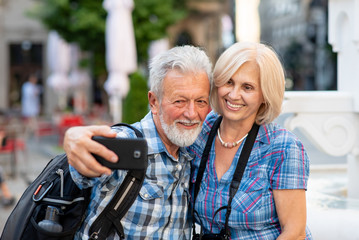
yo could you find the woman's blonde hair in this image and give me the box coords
[211,42,285,125]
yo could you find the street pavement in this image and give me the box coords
[0,135,63,233]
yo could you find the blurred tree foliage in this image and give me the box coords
[28,0,187,75]
[132,0,186,62]
[28,0,107,77]
[28,0,187,122]
[123,71,149,123]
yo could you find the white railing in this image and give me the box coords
[281,0,359,199]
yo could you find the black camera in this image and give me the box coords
[192,229,230,240]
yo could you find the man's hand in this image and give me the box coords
[64,125,118,177]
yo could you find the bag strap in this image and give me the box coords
[193,116,222,202]
[89,123,147,240]
[111,122,143,138]
[191,116,222,239]
[191,117,259,239]
[223,122,259,237]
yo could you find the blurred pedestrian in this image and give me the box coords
[21,73,41,134]
[21,74,41,118]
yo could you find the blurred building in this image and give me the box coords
[169,0,234,63]
[259,0,337,91]
[1,0,337,114]
[0,0,48,113]
[0,0,232,116]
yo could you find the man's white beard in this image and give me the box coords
[159,112,202,147]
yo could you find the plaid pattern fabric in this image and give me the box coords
[188,111,312,240]
[70,112,192,239]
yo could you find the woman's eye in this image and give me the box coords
[244,84,253,90]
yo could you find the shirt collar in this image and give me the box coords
[255,124,271,145]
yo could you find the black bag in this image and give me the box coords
[1,123,148,240]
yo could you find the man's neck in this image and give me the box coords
[165,144,180,160]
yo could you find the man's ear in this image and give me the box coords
[148,91,159,115]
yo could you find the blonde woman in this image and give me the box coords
[189,42,312,240]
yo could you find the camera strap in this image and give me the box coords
[192,116,259,238]
[89,123,147,240]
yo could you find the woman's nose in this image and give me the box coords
[228,87,241,100]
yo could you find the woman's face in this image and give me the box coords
[217,61,264,124]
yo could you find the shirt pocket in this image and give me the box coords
[124,179,166,227]
[228,177,268,230]
[231,177,265,213]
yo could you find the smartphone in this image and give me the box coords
[92,136,148,170]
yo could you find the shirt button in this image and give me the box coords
[176,164,182,170]
[144,194,149,198]
[170,219,173,223]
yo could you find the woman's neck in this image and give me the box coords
[219,119,254,142]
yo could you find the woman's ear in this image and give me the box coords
[148,91,159,115]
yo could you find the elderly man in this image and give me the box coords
[65,45,212,239]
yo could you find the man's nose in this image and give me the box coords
[183,101,196,119]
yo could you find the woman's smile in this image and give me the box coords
[225,99,245,110]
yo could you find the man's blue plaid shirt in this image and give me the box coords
[70,112,193,239]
